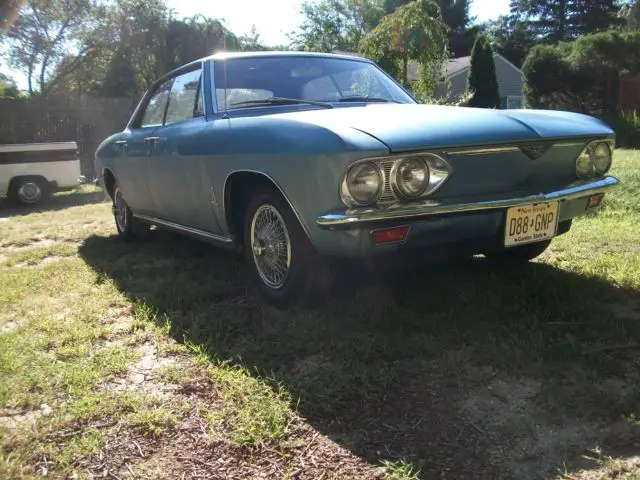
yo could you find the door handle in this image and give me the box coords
[144,136,160,145]
[114,140,127,151]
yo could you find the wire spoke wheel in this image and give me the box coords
[114,188,128,232]
[250,204,292,290]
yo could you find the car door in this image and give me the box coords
[121,78,173,215]
[146,66,217,231]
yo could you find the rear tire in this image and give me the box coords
[9,177,48,206]
[485,240,552,263]
[112,185,150,242]
[243,187,327,306]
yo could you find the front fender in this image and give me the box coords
[204,117,389,253]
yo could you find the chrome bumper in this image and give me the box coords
[316,176,620,229]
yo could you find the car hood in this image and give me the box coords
[270,104,614,152]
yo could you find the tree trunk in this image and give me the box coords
[402,56,408,86]
[27,63,33,96]
[558,0,566,41]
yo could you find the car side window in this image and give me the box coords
[195,74,205,117]
[140,79,173,128]
[165,69,203,125]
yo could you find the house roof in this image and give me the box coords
[331,51,522,83]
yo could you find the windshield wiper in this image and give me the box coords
[230,97,334,109]
[338,96,400,103]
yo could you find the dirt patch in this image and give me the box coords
[105,342,186,401]
[1,319,23,333]
[81,415,386,480]
[461,375,640,480]
[568,455,640,480]
[292,353,332,376]
[1,238,57,251]
[0,404,52,430]
[12,256,65,269]
[315,362,503,479]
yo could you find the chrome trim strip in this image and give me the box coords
[316,175,620,229]
[443,146,522,156]
[133,213,233,244]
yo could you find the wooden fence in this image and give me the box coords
[0,95,135,177]
[619,75,640,114]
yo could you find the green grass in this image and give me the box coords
[1,151,639,479]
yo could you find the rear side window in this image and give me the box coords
[165,69,203,125]
[140,79,173,128]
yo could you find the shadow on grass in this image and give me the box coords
[78,229,640,479]
[0,189,107,218]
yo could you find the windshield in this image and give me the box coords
[213,56,416,110]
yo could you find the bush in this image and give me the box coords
[523,31,640,116]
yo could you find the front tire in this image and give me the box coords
[9,177,48,205]
[485,240,552,263]
[112,186,150,242]
[243,188,325,306]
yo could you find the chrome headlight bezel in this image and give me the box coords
[340,161,383,207]
[340,153,452,207]
[593,142,612,174]
[393,157,430,198]
[575,139,614,179]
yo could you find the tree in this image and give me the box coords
[240,25,267,51]
[0,72,21,98]
[383,0,477,56]
[467,34,500,108]
[360,0,448,98]
[510,0,623,43]
[620,0,640,30]
[100,45,137,98]
[2,0,109,96]
[289,0,384,52]
[439,0,478,56]
[483,14,535,67]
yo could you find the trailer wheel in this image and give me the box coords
[8,176,49,206]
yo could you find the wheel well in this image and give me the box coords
[224,172,283,245]
[103,169,116,200]
[8,175,49,192]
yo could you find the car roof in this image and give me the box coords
[176,50,373,72]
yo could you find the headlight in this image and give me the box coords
[342,161,382,206]
[593,142,612,174]
[395,157,429,197]
[576,148,594,179]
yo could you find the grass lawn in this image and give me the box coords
[1,151,639,479]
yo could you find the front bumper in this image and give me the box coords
[316,176,619,229]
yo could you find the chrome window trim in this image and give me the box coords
[209,59,219,114]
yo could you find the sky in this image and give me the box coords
[170,0,512,46]
[3,0,511,90]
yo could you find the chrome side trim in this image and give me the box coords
[443,146,522,156]
[133,213,234,245]
[316,175,620,229]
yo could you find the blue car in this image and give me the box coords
[95,51,619,304]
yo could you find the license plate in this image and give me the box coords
[504,202,559,247]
